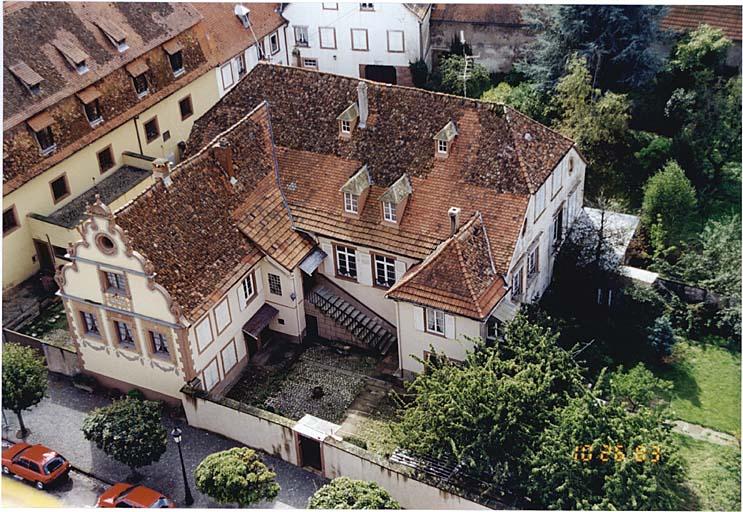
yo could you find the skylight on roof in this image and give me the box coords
[8,61,43,95]
[53,37,89,75]
[95,19,129,53]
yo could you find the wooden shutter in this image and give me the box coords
[444,314,455,339]
[413,306,424,331]
[357,252,372,285]
[321,242,334,275]
[394,259,407,282]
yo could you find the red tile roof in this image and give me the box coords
[192,3,286,66]
[387,213,508,320]
[662,5,742,41]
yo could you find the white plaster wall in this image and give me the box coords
[260,259,307,338]
[396,301,482,375]
[283,2,425,77]
[216,28,289,97]
[316,236,417,325]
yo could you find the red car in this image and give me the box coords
[97,483,175,508]
[1,443,70,490]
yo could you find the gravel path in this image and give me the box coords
[672,420,740,447]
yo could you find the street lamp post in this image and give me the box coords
[171,427,194,506]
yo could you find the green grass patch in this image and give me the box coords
[19,301,67,338]
[350,393,401,457]
[675,434,741,511]
[658,341,741,436]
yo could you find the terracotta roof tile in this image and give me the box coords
[387,213,507,319]
[662,5,742,41]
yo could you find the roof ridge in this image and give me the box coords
[453,237,483,317]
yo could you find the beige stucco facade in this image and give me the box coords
[3,71,219,290]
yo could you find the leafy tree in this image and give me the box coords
[517,5,668,92]
[308,477,400,509]
[395,315,582,492]
[81,398,167,477]
[641,160,697,247]
[609,364,672,412]
[409,59,428,88]
[528,373,687,510]
[647,316,676,361]
[437,54,492,98]
[195,447,279,507]
[2,344,47,438]
[633,132,673,188]
[481,81,551,123]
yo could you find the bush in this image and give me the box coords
[308,477,400,509]
[126,388,145,400]
[438,54,492,98]
[648,316,676,361]
[195,448,279,507]
[642,160,697,247]
[409,59,428,88]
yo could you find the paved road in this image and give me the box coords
[2,373,327,508]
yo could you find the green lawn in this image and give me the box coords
[676,434,741,511]
[657,341,741,436]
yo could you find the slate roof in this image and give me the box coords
[2,1,202,127]
[114,103,278,322]
[192,2,286,66]
[430,3,525,25]
[387,213,507,320]
[662,5,742,41]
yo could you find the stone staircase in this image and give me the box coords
[307,286,396,356]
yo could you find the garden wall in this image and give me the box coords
[2,328,79,376]
[180,386,494,509]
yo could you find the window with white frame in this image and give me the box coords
[335,245,357,278]
[203,358,220,391]
[215,299,231,333]
[195,316,213,352]
[302,58,318,69]
[220,62,234,89]
[387,30,404,53]
[426,308,445,335]
[486,316,500,341]
[341,119,351,134]
[239,274,255,310]
[80,311,100,336]
[322,2,338,9]
[150,331,169,355]
[511,267,523,298]
[374,255,396,287]
[437,139,448,154]
[268,273,282,295]
[114,320,135,349]
[382,201,397,222]
[105,271,127,295]
[551,207,564,249]
[552,166,563,195]
[351,28,368,51]
[294,26,309,47]
[222,340,238,374]
[236,53,246,77]
[344,192,358,213]
[527,246,539,276]
[319,27,336,49]
[360,3,374,10]
[534,184,546,220]
[269,32,280,54]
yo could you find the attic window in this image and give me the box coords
[27,112,56,156]
[341,120,351,134]
[95,19,128,52]
[53,37,89,75]
[77,86,103,127]
[163,39,185,77]
[126,60,150,98]
[8,62,43,95]
[336,103,359,138]
[383,202,397,223]
[340,165,370,214]
[379,174,412,224]
[234,4,250,28]
[344,192,359,213]
[434,121,458,158]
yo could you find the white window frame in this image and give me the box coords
[486,316,500,341]
[351,28,369,51]
[220,62,234,90]
[268,273,282,296]
[319,27,337,49]
[511,267,523,299]
[195,316,213,352]
[527,246,539,276]
[387,30,404,53]
[236,53,247,77]
[341,119,351,134]
[239,274,255,310]
[322,3,338,10]
[81,311,99,336]
[215,298,231,333]
[437,139,448,154]
[221,340,238,374]
[383,201,397,223]
[269,31,280,55]
[294,26,309,47]
[203,358,220,391]
[335,245,357,279]
[344,192,358,213]
[374,254,396,288]
[552,166,563,196]
[150,331,169,355]
[425,308,445,335]
[534,184,546,220]
[302,58,318,69]
[360,3,375,11]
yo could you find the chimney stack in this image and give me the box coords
[448,207,461,236]
[152,158,173,187]
[357,82,368,129]
[213,138,235,182]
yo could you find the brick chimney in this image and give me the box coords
[448,206,461,236]
[152,158,173,188]
[213,138,235,182]
[357,82,368,129]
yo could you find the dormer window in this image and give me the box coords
[53,36,89,75]
[434,121,458,159]
[8,61,43,95]
[344,192,359,213]
[126,60,150,99]
[164,39,185,77]
[77,86,103,127]
[96,19,128,52]
[234,4,251,28]
[27,112,56,156]
[383,201,397,223]
[340,165,370,216]
[337,103,359,139]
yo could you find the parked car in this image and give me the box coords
[97,483,175,508]
[1,443,70,490]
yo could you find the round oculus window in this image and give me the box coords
[96,234,116,254]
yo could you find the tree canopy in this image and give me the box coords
[395,315,582,491]
[81,398,167,475]
[2,343,47,437]
[641,160,697,247]
[437,54,492,98]
[194,447,279,507]
[308,477,400,509]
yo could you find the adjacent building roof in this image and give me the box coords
[2,1,202,128]
[192,2,286,66]
[430,3,525,26]
[662,5,742,41]
[387,213,507,320]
